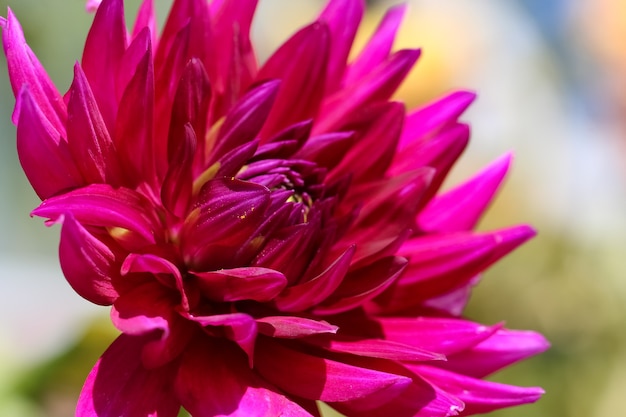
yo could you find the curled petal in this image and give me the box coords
[191,267,287,302]
[111,282,195,368]
[122,253,188,309]
[184,312,258,366]
[111,282,170,335]
[58,213,119,305]
[32,184,160,245]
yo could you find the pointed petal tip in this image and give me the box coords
[508,329,551,354]
[452,89,478,105]
[496,224,537,245]
[85,0,103,13]
[400,47,422,62]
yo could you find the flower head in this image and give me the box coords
[2,0,548,415]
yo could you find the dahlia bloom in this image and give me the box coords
[2,0,548,415]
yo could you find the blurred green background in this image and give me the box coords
[1,1,625,416]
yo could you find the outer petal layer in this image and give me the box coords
[176,338,314,417]
[77,334,180,417]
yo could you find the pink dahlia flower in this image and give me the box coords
[2,0,548,415]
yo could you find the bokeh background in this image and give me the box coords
[1,0,625,416]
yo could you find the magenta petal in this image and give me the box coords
[373,317,500,355]
[116,26,151,104]
[251,222,320,284]
[329,102,405,184]
[256,316,338,338]
[389,123,470,200]
[331,373,464,417]
[121,253,188,309]
[442,329,550,378]
[345,4,407,86]
[111,282,174,336]
[111,281,194,368]
[380,225,536,310]
[294,131,355,169]
[81,0,128,132]
[176,338,313,417]
[209,80,280,163]
[191,267,287,302]
[153,24,192,173]
[257,22,330,139]
[414,365,545,415]
[273,245,355,312]
[209,0,258,104]
[185,312,258,365]
[318,0,364,94]
[419,153,513,233]
[115,40,156,186]
[304,336,445,362]
[314,256,408,315]
[77,334,179,417]
[182,178,270,270]
[399,90,476,149]
[381,231,499,305]
[162,123,196,217]
[32,184,159,245]
[315,48,420,134]
[342,169,433,265]
[168,58,210,172]
[58,213,119,305]
[15,86,83,199]
[255,338,412,402]
[67,63,122,185]
[131,0,158,48]
[2,9,66,133]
